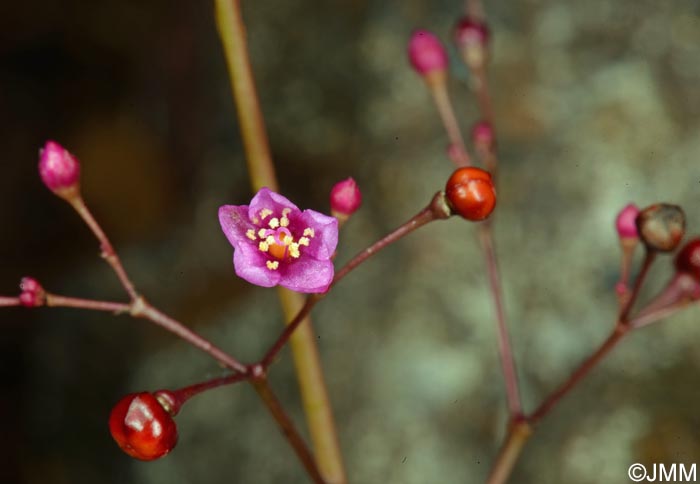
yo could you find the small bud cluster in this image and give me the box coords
[19,277,45,307]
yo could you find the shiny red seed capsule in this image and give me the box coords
[109,392,178,461]
[445,167,496,221]
[675,238,700,281]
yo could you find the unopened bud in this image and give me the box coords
[471,121,495,151]
[38,140,81,200]
[636,203,685,252]
[19,277,45,307]
[454,17,490,70]
[615,204,640,240]
[408,30,449,80]
[330,178,362,219]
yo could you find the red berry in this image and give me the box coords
[445,167,496,221]
[109,392,178,461]
[675,238,700,281]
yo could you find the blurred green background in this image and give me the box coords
[1,1,700,483]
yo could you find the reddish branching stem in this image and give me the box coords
[261,192,452,368]
[0,297,21,307]
[69,196,139,301]
[478,224,522,417]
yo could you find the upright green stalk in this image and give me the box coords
[214,1,347,482]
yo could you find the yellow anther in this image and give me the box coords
[289,243,300,258]
[265,235,276,245]
[266,260,279,270]
[258,228,267,238]
[299,237,310,246]
[303,228,315,238]
[269,218,280,229]
[258,241,269,252]
[259,209,273,220]
[246,229,257,241]
[280,216,289,227]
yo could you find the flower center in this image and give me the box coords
[245,208,315,271]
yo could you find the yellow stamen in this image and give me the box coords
[259,209,273,220]
[280,216,289,227]
[303,228,315,238]
[289,243,300,258]
[269,217,280,229]
[299,237,310,246]
[258,241,269,252]
[282,208,292,216]
[246,229,257,241]
[265,235,276,245]
[258,228,267,238]
[266,260,279,270]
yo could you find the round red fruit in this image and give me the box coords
[675,238,700,281]
[445,167,496,221]
[109,392,178,461]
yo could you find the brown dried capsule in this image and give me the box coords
[635,203,685,252]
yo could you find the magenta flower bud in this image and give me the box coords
[454,17,490,69]
[19,277,45,307]
[471,121,495,150]
[330,178,362,218]
[615,203,640,239]
[454,17,490,49]
[38,140,81,199]
[408,30,449,77]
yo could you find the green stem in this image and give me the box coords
[214,2,346,481]
[486,420,532,484]
[214,0,277,191]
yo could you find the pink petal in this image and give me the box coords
[233,248,281,288]
[279,258,334,293]
[248,187,299,220]
[218,205,254,248]
[298,209,338,260]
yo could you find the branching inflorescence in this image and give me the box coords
[4,1,700,483]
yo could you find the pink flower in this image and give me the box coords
[218,188,338,293]
[330,178,362,217]
[408,30,448,76]
[38,140,81,198]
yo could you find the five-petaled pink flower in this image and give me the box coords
[218,188,338,293]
